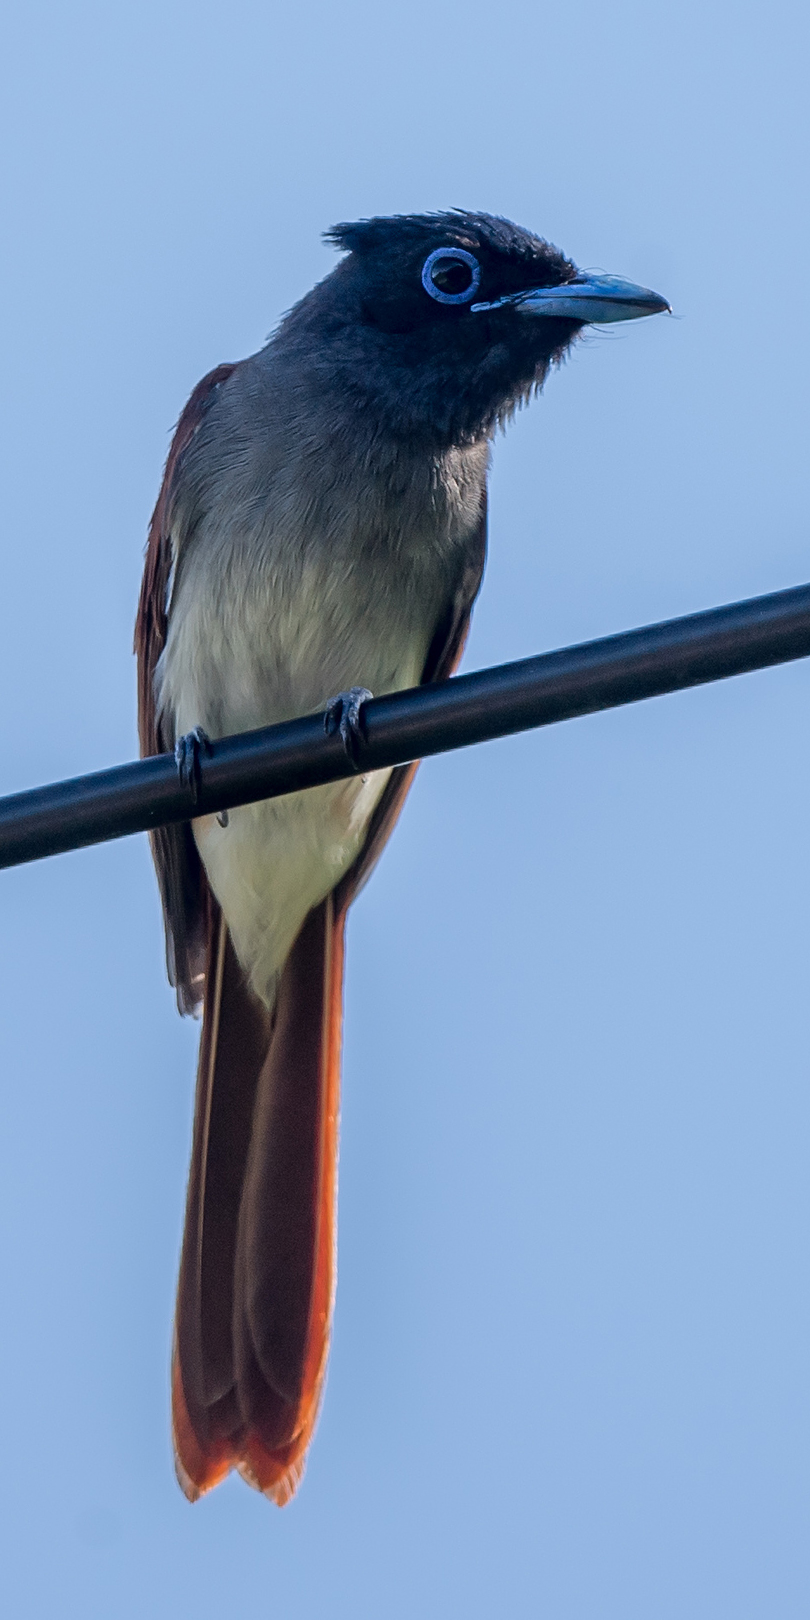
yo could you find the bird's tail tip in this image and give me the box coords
[171,1353,311,1508]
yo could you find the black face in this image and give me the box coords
[327,210,578,335]
[280,212,586,448]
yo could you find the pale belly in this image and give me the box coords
[163,574,432,1008]
[192,768,388,1005]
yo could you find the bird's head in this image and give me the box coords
[278,211,669,448]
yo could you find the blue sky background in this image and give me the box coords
[0,0,808,1614]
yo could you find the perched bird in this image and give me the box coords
[135,211,668,1505]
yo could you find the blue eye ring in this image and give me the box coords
[421,247,481,306]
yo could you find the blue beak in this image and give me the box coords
[471,272,670,324]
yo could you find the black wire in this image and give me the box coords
[1,580,809,871]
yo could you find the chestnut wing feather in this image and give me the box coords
[134,363,238,1013]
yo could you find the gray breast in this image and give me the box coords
[157,346,489,742]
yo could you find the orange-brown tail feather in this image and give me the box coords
[172,892,347,1505]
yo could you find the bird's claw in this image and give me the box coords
[324,687,373,770]
[174,726,212,807]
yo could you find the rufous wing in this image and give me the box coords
[135,363,239,1013]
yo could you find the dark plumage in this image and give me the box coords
[135,210,667,1504]
[283,211,582,443]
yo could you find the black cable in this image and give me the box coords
[1,580,808,871]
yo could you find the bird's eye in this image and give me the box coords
[421,247,481,306]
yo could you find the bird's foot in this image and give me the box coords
[324,687,373,770]
[174,726,212,807]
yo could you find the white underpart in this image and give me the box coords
[194,775,389,1008]
[161,555,431,1008]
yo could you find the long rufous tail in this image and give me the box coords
[172,891,346,1504]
